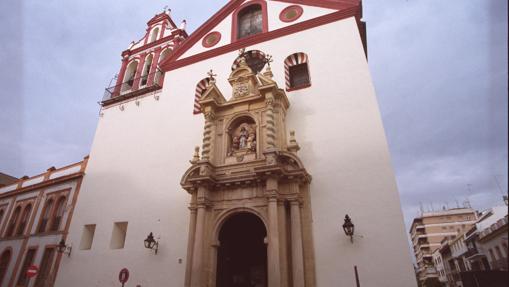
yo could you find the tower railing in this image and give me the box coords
[101,69,163,106]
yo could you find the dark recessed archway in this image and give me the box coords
[216,212,267,287]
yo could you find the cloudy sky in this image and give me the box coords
[0,0,507,230]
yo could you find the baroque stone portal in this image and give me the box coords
[181,51,315,287]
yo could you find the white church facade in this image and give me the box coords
[55,1,417,286]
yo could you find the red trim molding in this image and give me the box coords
[231,0,269,42]
[162,6,360,72]
[202,31,222,48]
[279,5,304,23]
[272,0,359,10]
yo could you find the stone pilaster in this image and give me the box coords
[290,198,305,287]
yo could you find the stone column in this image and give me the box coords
[190,187,208,287]
[201,111,215,161]
[265,94,276,150]
[290,199,305,287]
[184,203,197,287]
[278,200,289,287]
[267,197,281,287]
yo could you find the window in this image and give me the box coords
[284,52,311,90]
[0,250,11,286]
[79,224,96,250]
[50,197,66,232]
[495,246,503,259]
[34,247,55,287]
[289,64,310,88]
[237,5,263,39]
[489,249,496,262]
[38,199,54,233]
[17,248,36,286]
[110,222,128,249]
[16,204,32,236]
[5,206,21,237]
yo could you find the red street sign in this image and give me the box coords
[26,265,38,278]
[119,268,129,284]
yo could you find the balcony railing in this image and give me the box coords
[101,69,163,105]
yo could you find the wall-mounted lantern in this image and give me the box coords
[57,239,72,257]
[144,232,159,254]
[342,214,355,243]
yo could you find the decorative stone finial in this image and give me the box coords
[179,20,187,30]
[288,130,300,153]
[264,54,273,67]
[237,48,248,68]
[191,146,200,163]
[207,69,217,85]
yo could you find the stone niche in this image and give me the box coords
[226,116,257,164]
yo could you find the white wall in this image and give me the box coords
[57,13,415,287]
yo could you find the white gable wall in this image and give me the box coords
[180,1,336,59]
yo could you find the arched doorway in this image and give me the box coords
[216,212,267,287]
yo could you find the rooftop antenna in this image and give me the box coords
[455,199,460,208]
[419,202,424,215]
[494,175,506,195]
[465,183,473,207]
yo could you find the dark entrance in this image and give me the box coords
[216,212,267,287]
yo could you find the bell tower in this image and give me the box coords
[181,51,315,287]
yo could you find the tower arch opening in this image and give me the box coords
[216,212,267,287]
[122,61,138,91]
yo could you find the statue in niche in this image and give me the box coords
[239,127,248,149]
[229,122,256,155]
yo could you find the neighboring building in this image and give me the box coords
[433,206,508,287]
[476,207,508,271]
[410,208,477,286]
[447,233,470,287]
[0,158,88,287]
[56,1,417,287]
[0,173,17,188]
[433,247,447,285]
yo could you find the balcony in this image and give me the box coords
[101,69,163,106]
